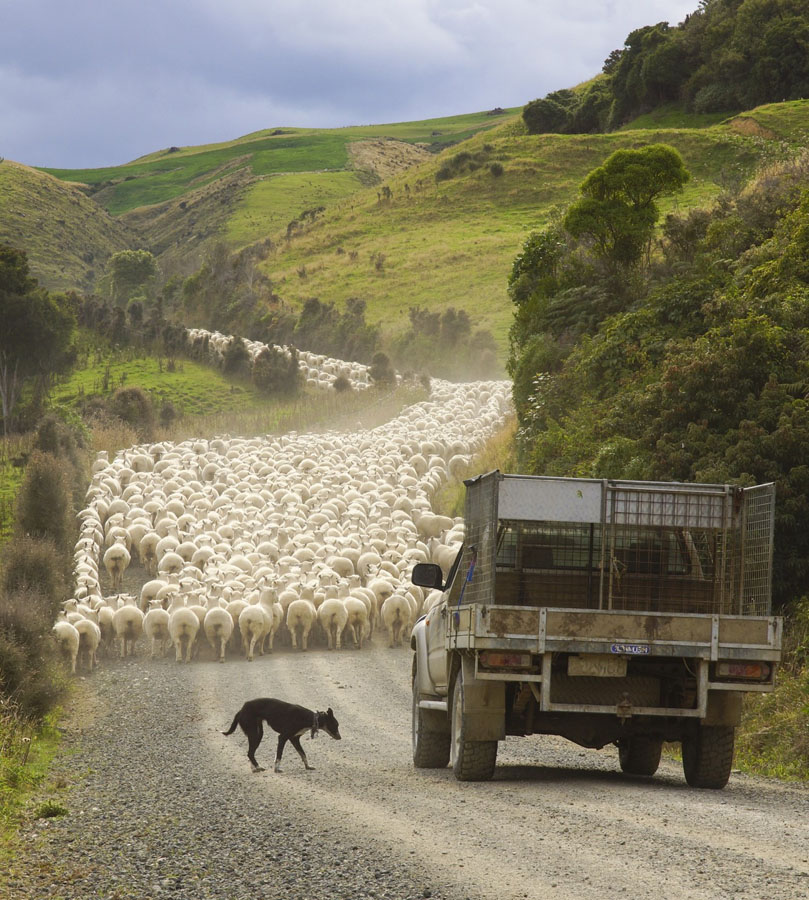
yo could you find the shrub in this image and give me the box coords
[251,346,300,395]
[159,399,179,429]
[14,451,75,560]
[368,352,396,385]
[490,162,504,177]
[107,386,155,439]
[222,336,252,378]
[0,588,66,718]
[1,537,66,616]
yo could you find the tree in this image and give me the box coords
[107,249,158,306]
[563,144,690,269]
[0,245,76,436]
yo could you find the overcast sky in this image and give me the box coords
[1,0,698,170]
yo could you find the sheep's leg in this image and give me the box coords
[175,636,184,663]
[247,633,258,662]
[184,635,194,663]
[289,735,314,771]
[218,635,226,663]
[301,626,309,651]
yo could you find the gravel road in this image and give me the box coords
[5,638,809,900]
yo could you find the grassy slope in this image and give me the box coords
[20,109,517,288]
[0,161,135,291]
[41,110,520,215]
[258,117,777,352]
[8,100,809,353]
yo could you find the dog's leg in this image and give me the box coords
[247,722,265,772]
[274,734,289,772]
[289,735,315,771]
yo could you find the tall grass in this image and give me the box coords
[0,701,63,855]
[432,417,517,518]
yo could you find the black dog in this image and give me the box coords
[223,697,341,772]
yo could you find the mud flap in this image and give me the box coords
[456,655,505,741]
[703,690,743,727]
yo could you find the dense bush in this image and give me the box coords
[106,386,155,439]
[522,1,809,134]
[368,352,396,386]
[251,346,300,395]
[391,306,500,380]
[0,588,65,718]
[508,149,809,610]
[1,536,67,616]
[14,451,76,561]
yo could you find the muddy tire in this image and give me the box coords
[412,659,450,769]
[450,671,497,781]
[682,726,735,789]
[618,735,663,776]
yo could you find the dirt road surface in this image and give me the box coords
[6,639,809,900]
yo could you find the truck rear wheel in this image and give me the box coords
[450,672,497,781]
[618,735,663,776]
[412,660,450,768]
[682,725,735,789]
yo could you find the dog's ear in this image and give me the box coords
[327,707,333,716]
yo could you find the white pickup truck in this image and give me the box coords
[410,472,782,787]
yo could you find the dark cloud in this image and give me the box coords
[1,0,698,168]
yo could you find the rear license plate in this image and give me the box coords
[568,655,628,677]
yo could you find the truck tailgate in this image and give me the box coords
[449,604,782,661]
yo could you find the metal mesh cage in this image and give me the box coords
[739,483,775,616]
[462,471,500,607]
[479,475,774,618]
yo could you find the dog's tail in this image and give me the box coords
[222,711,240,736]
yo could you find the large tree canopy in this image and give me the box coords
[564,144,689,268]
[0,244,75,435]
[108,248,158,305]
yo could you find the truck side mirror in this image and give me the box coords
[411,562,444,590]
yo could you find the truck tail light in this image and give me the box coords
[479,651,532,669]
[715,661,772,682]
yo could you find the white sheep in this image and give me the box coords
[317,597,348,650]
[143,602,171,658]
[380,593,412,648]
[53,620,80,674]
[203,601,234,663]
[286,598,317,650]
[111,597,144,657]
[74,617,102,671]
[168,596,199,663]
[238,603,266,662]
[344,596,370,649]
[103,543,131,591]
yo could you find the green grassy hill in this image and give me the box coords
[5,100,809,355]
[256,102,809,350]
[0,160,136,291]
[5,108,516,290]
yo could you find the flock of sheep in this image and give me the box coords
[53,330,512,673]
[187,328,375,391]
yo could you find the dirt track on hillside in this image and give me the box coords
[6,638,809,900]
